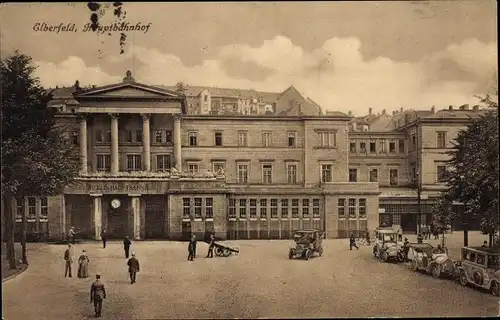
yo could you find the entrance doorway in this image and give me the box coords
[145,196,166,239]
[181,221,191,241]
[107,207,129,239]
[401,213,417,234]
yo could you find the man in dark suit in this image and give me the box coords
[349,232,359,250]
[90,273,106,317]
[64,244,73,277]
[188,235,197,261]
[127,253,140,284]
[206,234,215,258]
[123,236,132,258]
[100,229,107,249]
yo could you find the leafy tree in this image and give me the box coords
[1,51,80,267]
[175,82,187,95]
[433,95,499,246]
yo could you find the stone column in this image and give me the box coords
[141,114,151,171]
[173,115,182,171]
[79,115,88,174]
[91,194,103,240]
[131,195,141,240]
[110,113,119,174]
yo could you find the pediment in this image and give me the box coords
[76,83,183,99]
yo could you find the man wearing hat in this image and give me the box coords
[127,253,140,284]
[90,273,106,317]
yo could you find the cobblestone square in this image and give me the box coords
[2,232,498,319]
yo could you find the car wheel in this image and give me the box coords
[318,247,323,257]
[305,249,311,260]
[396,252,405,263]
[490,281,500,297]
[431,264,441,279]
[289,249,294,260]
[380,252,388,262]
[410,260,418,272]
[459,270,468,286]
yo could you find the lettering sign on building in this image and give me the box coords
[65,181,169,194]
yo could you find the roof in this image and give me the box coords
[274,86,325,116]
[464,246,500,255]
[161,85,279,103]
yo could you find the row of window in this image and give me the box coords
[188,131,300,148]
[338,198,367,219]
[96,154,173,172]
[71,129,174,145]
[15,197,48,220]
[411,132,448,150]
[228,198,321,219]
[183,197,214,219]
[347,168,399,185]
[350,139,405,154]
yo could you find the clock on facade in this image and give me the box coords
[111,198,121,209]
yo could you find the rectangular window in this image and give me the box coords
[302,199,310,218]
[360,141,366,153]
[71,131,79,145]
[125,130,133,143]
[287,164,298,184]
[237,164,249,183]
[249,199,257,218]
[389,169,399,186]
[260,199,267,219]
[270,199,278,218]
[155,130,162,143]
[437,132,447,148]
[379,140,386,153]
[369,168,378,182]
[15,198,24,219]
[40,197,48,219]
[369,140,376,153]
[262,132,271,147]
[238,131,248,147]
[359,198,366,218]
[437,165,447,182]
[228,199,236,218]
[389,140,396,153]
[165,130,172,143]
[204,95,208,102]
[349,141,356,153]
[135,130,143,143]
[239,199,247,219]
[281,199,289,218]
[188,163,200,174]
[348,198,356,218]
[319,132,336,148]
[189,132,197,146]
[96,154,111,172]
[95,129,103,143]
[105,130,111,143]
[338,198,345,218]
[212,162,225,174]
[126,155,142,171]
[349,168,357,182]
[205,198,214,219]
[156,155,171,172]
[194,198,202,219]
[291,199,299,218]
[214,132,223,146]
[321,164,333,183]
[182,198,191,219]
[288,132,297,147]
[398,139,405,154]
[312,199,320,218]
[262,164,273,184]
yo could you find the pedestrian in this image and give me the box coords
[422,225,428,240]
[127,252,140,284]
[77,250,90,278]
[206,234,215,258]
[403,237,410,261]
[349,232,358,250]
[417,233,423,244]
[123,236,132,258]
[90,273,106,317]
[68,227,76,244]
[100,229,107,249]
[364,228,371,245]
[64,244,73,278]
[433,227,439,240]
[188,235,197,261]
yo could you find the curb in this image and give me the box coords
[2,264,28,283]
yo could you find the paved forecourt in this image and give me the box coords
[2,234,498,319]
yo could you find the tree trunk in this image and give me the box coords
[21,200,28,265]
[4,195,17,269]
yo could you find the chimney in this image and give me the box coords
[369,107,372,115]
[472,105,479,111]
[348,111,353,117]
[73,80,81,93]
[449,105,453,110]
[431,106,435,113]
[382,109,386,115]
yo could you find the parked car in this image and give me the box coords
[372,228,405,262]
[456,246,500,296]
[289,229,324,260]
[407,243,457,278]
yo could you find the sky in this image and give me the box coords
[0,1,497,116]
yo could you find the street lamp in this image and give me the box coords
[416,171,422,236]
[408,109,422,236]
[459,173,469,246]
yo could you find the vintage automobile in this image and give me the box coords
[456,246,500,296]
[407,243,457,278]
[372,228,405,262]
[289,229,324,260]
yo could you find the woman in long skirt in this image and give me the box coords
[77,250,90,278]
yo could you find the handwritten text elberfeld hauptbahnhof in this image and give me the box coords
[32,22,152,34]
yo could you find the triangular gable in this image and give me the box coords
[76,82,185,99]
